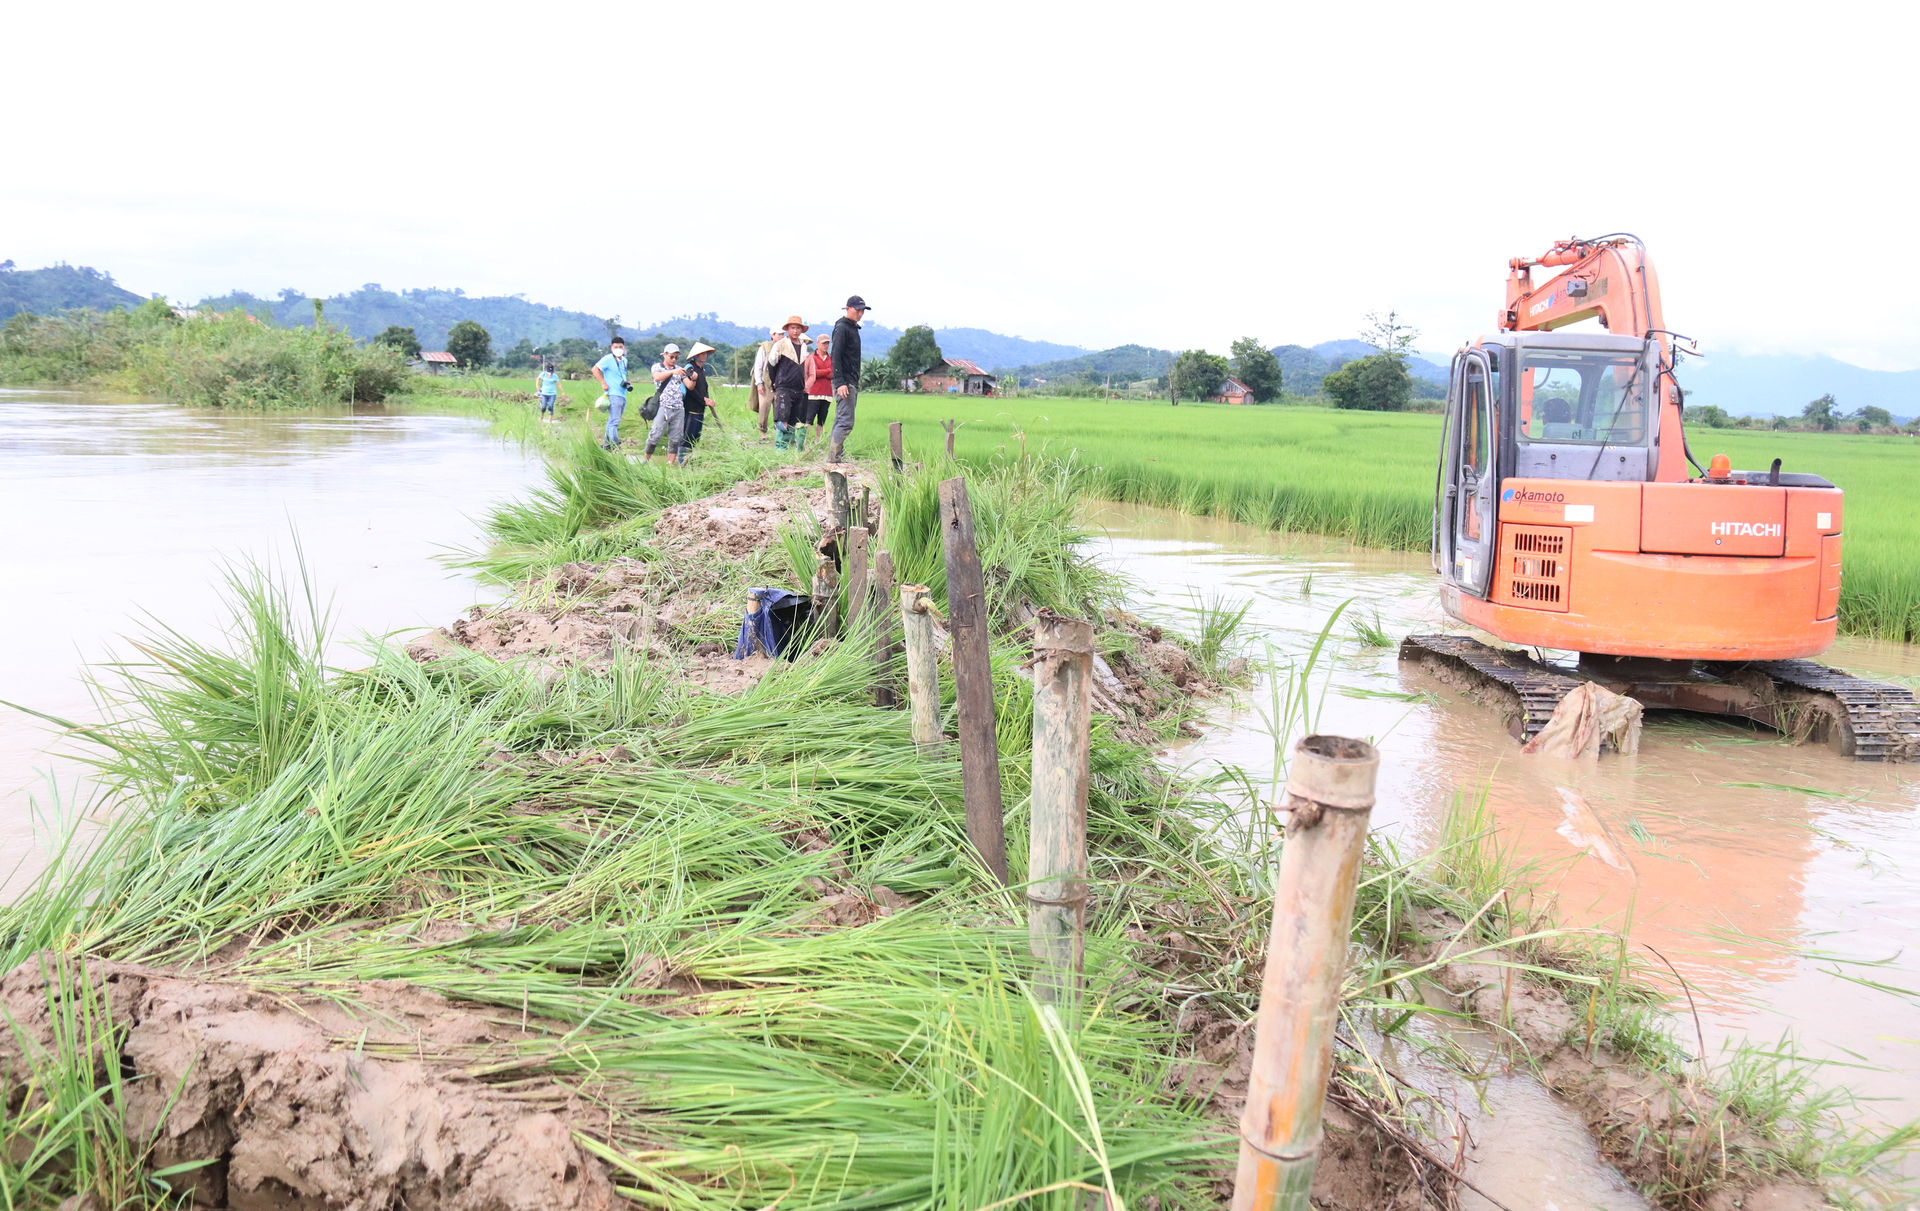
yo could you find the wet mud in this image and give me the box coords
[1,954,617,1211]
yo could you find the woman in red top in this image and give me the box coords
[803,333,835,449]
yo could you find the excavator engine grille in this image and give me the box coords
[1495,524,1571,612]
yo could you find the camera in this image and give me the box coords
[620,380,632,391]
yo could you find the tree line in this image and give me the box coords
[1685,393,1918,434]
[1162,311,1424,410]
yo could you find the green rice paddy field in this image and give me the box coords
[452,379,1920,642]
[842,394,1920,644]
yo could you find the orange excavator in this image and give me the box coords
[1401,234,1919,759]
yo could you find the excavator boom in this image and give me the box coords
[1499,235,1687,481]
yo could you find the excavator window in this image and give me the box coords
[1462,373,1490,477]
[1516,349,1648,445]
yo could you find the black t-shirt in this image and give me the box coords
[682,363,710,412]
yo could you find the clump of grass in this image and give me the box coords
[1179,592,1254,676]
[1348,608,1393,648]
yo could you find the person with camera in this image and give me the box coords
[767,316,812,453]
[592,337,631,449]
[643,344,692,466]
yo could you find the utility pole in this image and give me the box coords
[1168,352,1177,406]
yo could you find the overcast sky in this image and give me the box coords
[7,2,1915,369]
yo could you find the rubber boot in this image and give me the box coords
[774,422,790,451]
[828,442,843,464]
[794,426,807,453]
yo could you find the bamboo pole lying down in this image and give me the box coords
[1232,734,1379,1211]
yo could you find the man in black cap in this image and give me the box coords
[828,296,869,464]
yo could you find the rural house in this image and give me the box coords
[418,351,459,376]
[1213,376,1255,404]
[914,358,998,396]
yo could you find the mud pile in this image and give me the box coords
[0,955,617,1210]
[409,464,863,694]
[409,465,1227,737]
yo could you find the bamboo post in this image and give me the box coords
[939,477,1008,885]
[889,421,905,472]
[900,585,942,750]
[743,590,766,656]
[942,418,957,459]
[1232,735,1379,1211]
[1028,613,1093,1005]
[857,486,871,533]
[872,551,898,707]
[827,470,851,532]
[845,526,871,629]
[809,552,840,641]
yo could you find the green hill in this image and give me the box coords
[0,261,146,321]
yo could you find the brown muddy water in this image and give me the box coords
[1088,501,1920,1203]
[0,390,541,897]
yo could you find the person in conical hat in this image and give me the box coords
[681,342,720,453]
[767,316,813,453]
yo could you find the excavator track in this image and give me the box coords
[1400,634,1920,760]
[1398,634,1584,743]
[1751,659,1920,761]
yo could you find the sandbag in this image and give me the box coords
[1522,682,1643,757]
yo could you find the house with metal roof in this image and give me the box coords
[1213,376,1255,404]
[418,351,459,375]
[914,358,998,396]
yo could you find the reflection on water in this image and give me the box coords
[0,390,540,893]
[1086,500,1920,1176]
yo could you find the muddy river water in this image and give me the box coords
[1088,501,1920,1203]
[2,395,1913,1201]
[0,390,541,897]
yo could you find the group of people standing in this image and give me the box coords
[554,294,869,467]
[585,339,720,465]
[754,295,869,462]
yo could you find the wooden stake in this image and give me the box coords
[1233,735,1379,1211]
[810,555,839,641]
[939,477,1007,885]
[845,526,871,629]
[743,590,766,656]
[942,418,957,459]
[900,584,942,750]
[888,421,905,472]
[1028,613,1093,1005]
[857,486,871,533]
[827,470,851,532]
[872,551,898,707]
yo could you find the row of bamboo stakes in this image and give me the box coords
[824,430,1380,1211]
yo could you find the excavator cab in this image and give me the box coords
[1437,331,1658,602]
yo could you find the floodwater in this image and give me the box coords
[0,390,541,896]
[1088,501,1920,1203]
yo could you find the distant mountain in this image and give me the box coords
[1272,341,1449,398]
[0,261,146,321]
[1307,339,1451,384]
[994,345,1175,387]
[1678,350,1920,418]
[192,285,659,353]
